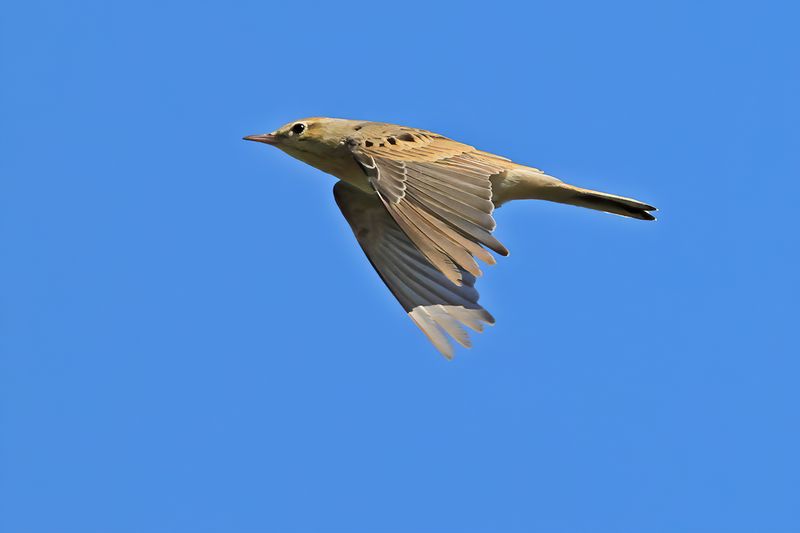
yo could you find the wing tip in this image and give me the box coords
[409,305,495,358]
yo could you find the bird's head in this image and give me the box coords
[244,117,360,161]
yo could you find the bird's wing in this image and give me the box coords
[348,127,511,286]
[334,181,494,359]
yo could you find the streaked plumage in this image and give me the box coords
[245,117,656,358]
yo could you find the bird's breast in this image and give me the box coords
[284,146,372,192]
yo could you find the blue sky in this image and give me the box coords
[1,1,798,532]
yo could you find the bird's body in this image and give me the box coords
[245,117,656,358]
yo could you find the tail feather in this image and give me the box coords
[491,168,658,220]
[569,187,657,220]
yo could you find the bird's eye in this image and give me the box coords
[291,123,306,135]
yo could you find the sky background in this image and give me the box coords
[1,1,798,532]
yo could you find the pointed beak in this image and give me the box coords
[243,133,278,145]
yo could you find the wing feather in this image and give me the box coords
[334,182,494,358]
[349,129,511,283]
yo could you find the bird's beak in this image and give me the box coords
[243,133,278,145]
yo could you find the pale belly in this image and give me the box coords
[281,146,373,192]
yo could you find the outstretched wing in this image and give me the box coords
[334,181,494,359]
[348,126,511,286]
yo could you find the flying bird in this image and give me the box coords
[244,118,656,358]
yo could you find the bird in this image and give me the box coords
[244,117,656,358]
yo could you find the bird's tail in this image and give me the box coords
[561,185,657,220]
[492,168,657,220]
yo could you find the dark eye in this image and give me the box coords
[291,123,306,135]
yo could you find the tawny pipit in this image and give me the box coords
[245,118,656,358]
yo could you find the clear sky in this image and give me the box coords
[1,1,798,532]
